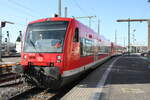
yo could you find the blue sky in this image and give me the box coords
[0,0,150,46]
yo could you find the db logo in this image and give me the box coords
[37,57,43,61]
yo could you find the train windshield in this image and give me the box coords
[24,21,68,53]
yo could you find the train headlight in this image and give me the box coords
[56,55,61,59]
[57,60,61,63]
[24,55,27,60]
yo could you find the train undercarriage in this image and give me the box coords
[13,65,62,89]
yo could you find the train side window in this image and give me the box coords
[80,38,84,56]
[73,28,79,42]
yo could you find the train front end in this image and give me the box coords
[17,18,70,88]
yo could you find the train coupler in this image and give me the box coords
[34,66,60,80]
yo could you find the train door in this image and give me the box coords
[70,28,80,68]
[72,28,79,53]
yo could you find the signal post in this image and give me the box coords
[0,21,14,61]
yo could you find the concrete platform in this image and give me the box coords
[61,55,150,100]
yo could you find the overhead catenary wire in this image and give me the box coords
[0,1,35,20]
[0,0,38,27]
[65,0,88,16]
[65,0,98,31]
[72,0,88,15]
[7,0,40,16]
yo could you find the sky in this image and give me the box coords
[0,0,150,46]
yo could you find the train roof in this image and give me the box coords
[29,17,74,24]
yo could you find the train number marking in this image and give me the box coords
[37,57,43,62]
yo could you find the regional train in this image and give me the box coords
[14,16,121,89]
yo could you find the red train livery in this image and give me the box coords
[15,17,116,89]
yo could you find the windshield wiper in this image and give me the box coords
[29,40,37,51]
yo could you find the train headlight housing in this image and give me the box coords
[56,56,61,63]
[56,55,61,59]
[57,60,61,63]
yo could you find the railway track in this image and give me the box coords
[5,78,82,100]
[0,62,21,85]
[0,77,62,100]
[10,88,57,100]
[0,82,34,100]
[8,70,95,100]
[0,73,20,83]
[0,63,98,100]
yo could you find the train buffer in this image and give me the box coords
[61,55,150,100]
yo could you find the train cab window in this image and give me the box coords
[24,21,68,53]
[73,28,79,42]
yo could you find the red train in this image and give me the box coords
[14,17,118,89]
